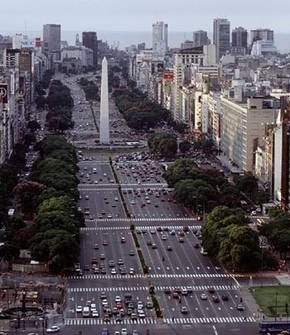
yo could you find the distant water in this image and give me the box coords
[2,30,290,53]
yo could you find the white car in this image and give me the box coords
[121,329,128,335]
[46,326,60,333]
[111,268,117,275]
[115,296,122,303]
[75,305,82,313]
[92,310,99,318]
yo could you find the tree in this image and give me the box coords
[164,158,197,187]
[148,133,177,158]
[0,244,19,262]
[13,181,46,219]
[234,173,258,198]
[179,140,191,153]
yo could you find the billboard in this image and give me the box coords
[163,71,174,80]
[0,83,8,104]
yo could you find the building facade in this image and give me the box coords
[42,24,61,68]
[192,30,209,48]
[82,31,98,67]
[152,21,168,57]
[213,18,230,62]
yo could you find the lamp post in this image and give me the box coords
[275,292,278,321]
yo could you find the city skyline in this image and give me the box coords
[1,0,290,34]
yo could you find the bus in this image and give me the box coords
[259,320,290,333]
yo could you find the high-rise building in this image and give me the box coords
[232,27,248,48]
[250,28,274,44]
[192,30,209,48]
[213,18,230,61]
[152,21,168,57]
[42,24,61,63]
[82,31,98,67]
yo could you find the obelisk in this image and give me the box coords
[99,57,110,144]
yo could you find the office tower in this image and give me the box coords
[82,31,98,67]
[152,21,168,57]
[42,24,61,62]
[213,18,230,61]
[250,28,274,44]
[232,27,248,48]
[99,57,110,144]
[192,30,209,47]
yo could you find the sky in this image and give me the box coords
[2,0,290,33]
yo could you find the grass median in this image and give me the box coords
[251,286,290,317]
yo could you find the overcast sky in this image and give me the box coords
[1,0,289,33]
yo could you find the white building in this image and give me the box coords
[61,46,93,68]
[220,96,280,172]
[152,21,168,57]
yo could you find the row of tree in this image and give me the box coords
[10,136,82,273]
[78,77,99,101]
[164,158,244,212]
[113,89,170,130]
[259,208,290,259]
[202,206,277,272]
[148,133,177,159]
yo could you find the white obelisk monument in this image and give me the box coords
[99,57,110,144]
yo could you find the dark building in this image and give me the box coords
[232,27,248,48]
[213,18,230,61]
[192,30,209,47]
[82,32,98,67]
[42,24,61,68]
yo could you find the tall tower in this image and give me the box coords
[99,57,110,144]
[82,31,98,67]
[213,18,230,62]
[152,21,168,57]
[42,24,61,67]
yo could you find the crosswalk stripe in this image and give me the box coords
[81,225,202,231]
[68,286,149,293]
[82,218,199,225]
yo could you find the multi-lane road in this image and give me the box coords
[61,74,260,335]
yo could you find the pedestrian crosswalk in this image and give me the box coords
[64,316,256,326]
[67,273,232,280]
[163,316,256,324]
[81,224,202,231]
[67,284,240,293]
[64,317,157,326]
[83,217,199,223]
[148,273,232,279]
[67,274,146,280]
[68,286,148,293]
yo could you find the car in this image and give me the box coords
[100,254,105,260]
[115,296,122,302]
[167,245,172,251]
[179,237,185,243]
[200,293,207,300]
[107,214,113,219]
[100,292,107,299]
[172,292,179,299]
[138,310,146,318]
[132,331,139,335]
[180,306,188,314]
[109,260,115,267]
[101,328,109,335]
[169,230,176,235]
[120,236,126,243]
[94,243,99,250]
[181,288,188,295]
[194,243,200,249]
[161,234,167,240]
[200,247,208,255]
[129,250,135,256]
[237,304,245,311]
[146,301,153,309]
[208,287,215,294]
[212,295,220,303]
[121,329,128,335]
[46,326,60,333]
[221,294,229,301]
[92,310,99,317]
[103,240,109,246]
[85,195,89,200]
[164,288,171,294]
[75,305,82,313]
[117,259,124,265]
[111,268,117,275]
[129,268,135,275]
[151,243,157,249]
[90,303,97,311]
